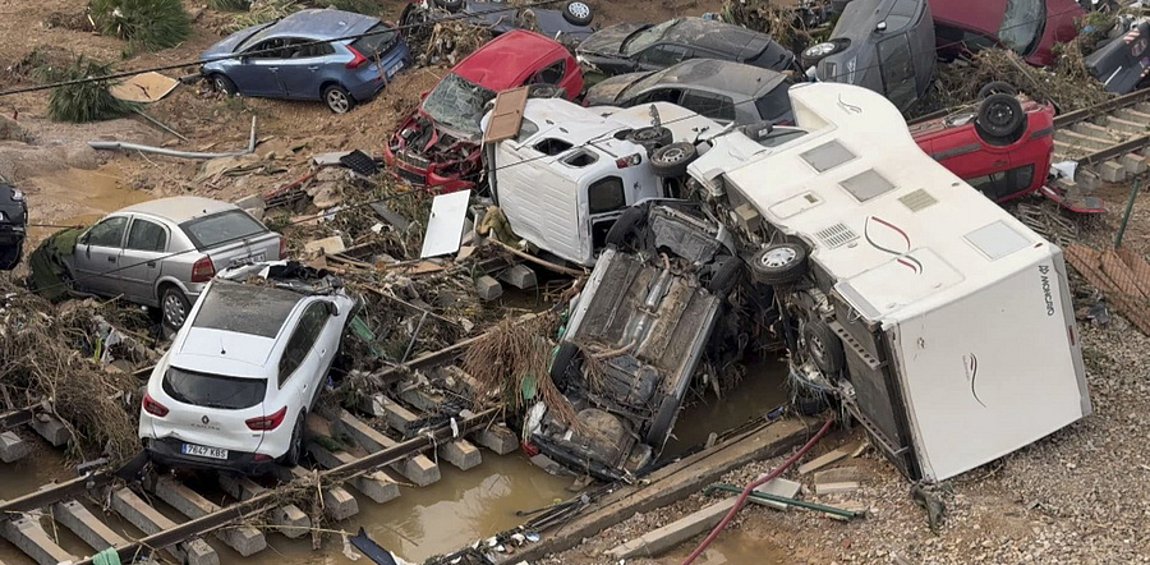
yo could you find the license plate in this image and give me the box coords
[387,60,405,79]
[229,251,265,268]
[181,443,228,460]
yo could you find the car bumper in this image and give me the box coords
[384,148,476,192]
[0,224,25,244]
[144,437,278,475]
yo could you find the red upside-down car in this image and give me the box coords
[911,85,1104,213]
[384,29,584,192]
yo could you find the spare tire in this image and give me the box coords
[749,242,808,286]
[563,0,593,26]
[626,126,673,151]
[975,93,1026,145]
[705,256,741,296]
[650,142,698,177]
[977,81,1018,100]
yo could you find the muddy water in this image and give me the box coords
[24,165,152,242]
[663,356,789,458]
[0,440,92,564]
[250,453,571,565]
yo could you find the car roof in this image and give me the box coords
[258,8,379,41]
[453,30,567,90]
[118,197,240,224]
[642,59,788,98]
[831,0,928,40]
[661,17,770,56]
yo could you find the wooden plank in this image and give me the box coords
[797,442,858,475]
[483,86,529,144]
[497,418,811,563]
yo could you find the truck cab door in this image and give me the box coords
[586,175,628,250]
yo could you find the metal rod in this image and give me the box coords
[704,484,864,519]
[1116,179,1142,248]
[88,116,258,160]
[132,109,189,142]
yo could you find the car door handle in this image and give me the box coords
[267,67,278,72]
[307,66,319,71]
[147,261,156,267]
[107,256,116,263]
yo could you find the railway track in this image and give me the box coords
[1050,87,1150,188]
[0,337,521,565]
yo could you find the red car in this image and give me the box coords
[911,91,1103,213]
[931,0,1084,67]
[384,30,584,192]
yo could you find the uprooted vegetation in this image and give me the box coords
[42,56,139,123]
[0,279,159,464]
[89,0,192,51]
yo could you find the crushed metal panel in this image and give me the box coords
[420,190,472,258]
[483,86,530,144]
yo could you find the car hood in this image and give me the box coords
[201,23,272,60]
[584,71,649,105]
[578,23,648,56]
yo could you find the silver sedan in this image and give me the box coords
[66,197,284,331]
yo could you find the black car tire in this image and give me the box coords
[323,84,355,114]
[750,243,808,286]
[803,318,845,375]
[550,342,580,383]
[434,0,464,12]
[801,38,849,66]
[210,74,237,97]
[977,81,1018,100]
[160,285,191,333]
[975,93,1025,146]
[650,142,698,177]
[605,205,646,248]
[0,241,22,271]
[400,3,429,28]
[705,256,741,296]
[527,84,562,98]
[563,0,594,26]
[626,126,673,151]
[281,413,305,467]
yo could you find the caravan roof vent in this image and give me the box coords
[815,222,859,249]
[899,188,938,212]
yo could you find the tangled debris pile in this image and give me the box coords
[408,17,491,66]
[0,279,157,463]
[718,0,831,54]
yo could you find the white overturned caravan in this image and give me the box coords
[689,83,1091,482]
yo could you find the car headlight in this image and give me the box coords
[576,54,587,66]
[10,189,23,201]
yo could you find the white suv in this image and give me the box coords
[138,261,357,474]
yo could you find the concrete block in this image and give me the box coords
[0,430,31,463]
[52,499,128,552]
[1099,160,1127,183]
[439,439,482,471]
[1121,153,1148,175]
[1071,121,1119,140]
[752,478,802,511]
[812,466,861,485]
[1105,115,1148,134]
[1055,129,1110,151]
[475,275,503,301]
[1116,108,1150,123]
[498,264,537,290]
[376,396,423,437]
[461,410,519,455]
[153,476,267,557]
[604,498,738,559]
[322,485,359,521]
[111,487,219,565]
[814,481,861,495]
[333,410,440,486]
[29,413,69,447]
[270,504,311,539]
[307,444,401,504]
[217,473,267,501]
[2,514,78,565]
[304,235,345,256]
[1077,168,1102,192]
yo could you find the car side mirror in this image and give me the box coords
[325,302,339,317]
[875,21,887,32]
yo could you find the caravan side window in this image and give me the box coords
[588,176,626,214]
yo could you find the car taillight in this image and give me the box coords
[253,454,272,462]
[346,46,369,69]
[616,153,642,169]
[278,237,287,259]
[191,256,216,283]
[246,407,287,431]
[143,394,169,417]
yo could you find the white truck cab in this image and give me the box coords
[482,99,730,266]
[691,83,1091,483]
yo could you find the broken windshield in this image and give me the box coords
[422,73,497,137]
[999,0,1044,55]
[623,19,681,56]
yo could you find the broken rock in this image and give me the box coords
[304,236,346,256]
[310,183,343,209]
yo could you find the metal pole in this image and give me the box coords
[1115,179,1142,249]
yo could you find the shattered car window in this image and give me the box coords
[623,19,681,56]
[999,0,1044,55]
[422,73,498,137]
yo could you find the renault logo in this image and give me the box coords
[201,415,210,425]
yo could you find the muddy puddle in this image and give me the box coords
[247,453,570,565]
[663,355,789,459]
[24,165,152,242]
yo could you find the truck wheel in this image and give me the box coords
[650,142,698,177]
[563,1,594,26]
[803,318,844,374]
[626,126,673,151]
[605,205,646,248]
[0,241,22,271]
[433,0,463,12]
[705,256,741,296]
[975,94,1025,146]
[977,81,1018,100]
[750,243,808,285]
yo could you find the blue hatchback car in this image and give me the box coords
[201,9,411,114]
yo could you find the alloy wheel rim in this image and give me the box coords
[163,294,186,327]
[328,91,350,113]
[568,2,590,18]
